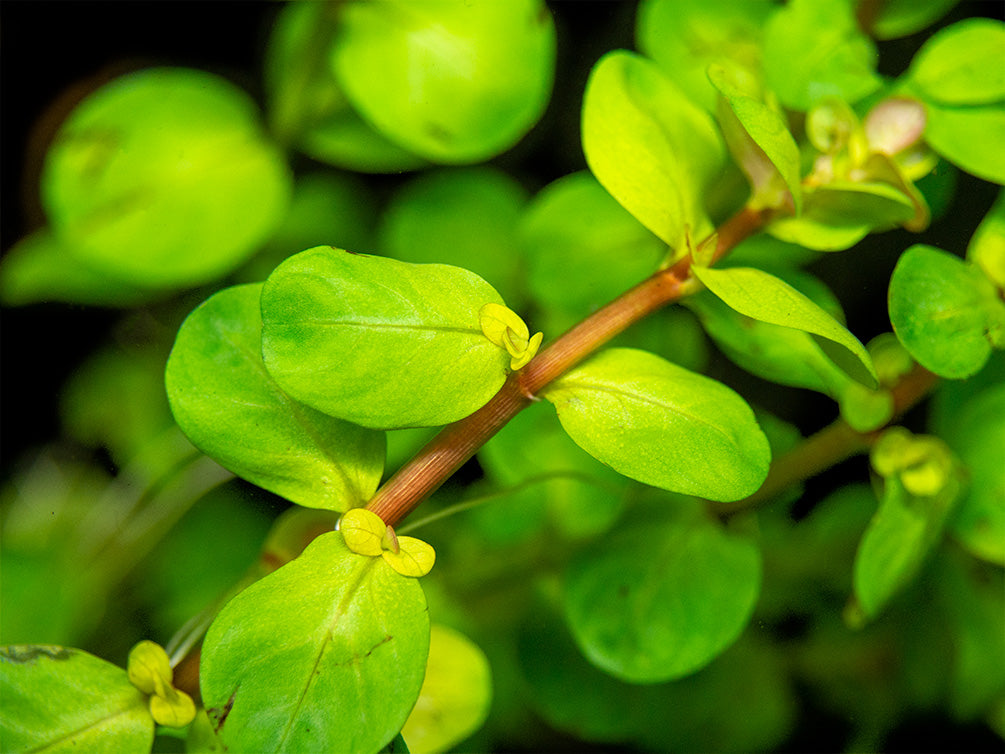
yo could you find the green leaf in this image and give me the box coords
[562,497,761,683]
[967,189,1005,289]
[543,348,770,502]
[691,265,878,387]
[922,101,1005,185]
[908,18,1005,106]
[869,0,959,40]
[201,531,429,754]
[379,167,529,307]
[166,284,385,511]
[636,0,775,113]
[41,67,291,288]
[889,245,1005,378]
[852,429,962,622]
[261,247,510,429]
[581,50,725,249]
[762,0,882,111]
[707,63,803,214]
[767,181,917,250]
[400,624,492,754]
[0,645,153,753]
[942,383,1005,566]
[330,0,555,163]
[519,171,666,334]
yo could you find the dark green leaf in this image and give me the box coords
[889,244,1005,378]
[543,348,770,501]
[41,67,291,288]
[581,50,725,249]
[562,497,761,682]
[0,646,153,753]
[167,284,385,510]
[201,531,429,754]
[330,0,555,163]
[261,247,510,429]
[908,18,1005,106]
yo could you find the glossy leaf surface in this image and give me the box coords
[41,67,290,288]
[330,0,555,163]
[582,50,725,249]
[544,348,770,502]
[0,646,153,753]
[563,497,761,683]
[201,531,429,754]
[261,247,510,428]
[889,245,1005,378]
[691,265,877,387]
[166,284,385,511]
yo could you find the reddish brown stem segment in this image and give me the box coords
[366,207,769,526]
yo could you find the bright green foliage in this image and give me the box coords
[479,303,543,371]
[200,531,429,754]
[581,50,725,250]
[401,624,493,754]
[126,640,196,728]
[889,244,1005,378]
[340,508,436,578]
[166,284,385,511]
[544,348,770,501]
[562,497,761,683]
[852,428,962,622]
[707,63,802,214]
[261,247,510,428]
[519,171,666,334]
[636,0,774,112]
[40,67,291,288]
[940,383,1005,566]
[379,168,529,306]
[329,0,555,164]
[692,264,877,387]
[869,0,960,40]
[762,0,882,112]
[968,189,1005,289]
[0,645,153,753]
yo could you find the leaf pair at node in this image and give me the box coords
[479,303,543,370]
[340,508,435,578]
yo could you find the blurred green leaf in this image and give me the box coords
[0,646,153,753]
[544,348,770,502]
[869,0,959,40]
[330,0,555,163]
[401,624,492,754]
[581,50,725,249]
[889,244,1005,378]
[201,531,429,754]
[908,18,1005,106]
[261,247,510,428]
[167,284,385,510]
[922,101,1005,185]
[763,0,882,111]
[692,264,878,387]
[967,189,1005,290]
[636,0,774,112]
[41,67,291,288]
[380,168,529,307]
[562,496,761,683]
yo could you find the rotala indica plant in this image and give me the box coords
[2,1,1004,752]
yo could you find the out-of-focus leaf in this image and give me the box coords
[869,0,959,40]
[908,18,1005,106]
[967,189,1005,290]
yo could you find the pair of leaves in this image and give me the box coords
[200,531,429,754]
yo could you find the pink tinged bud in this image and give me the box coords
[865,98,927,156]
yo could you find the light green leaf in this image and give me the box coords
[41,67,291,288]
[889,245,1005,378]
[636,0,775,112]
[261,247,510,429]
[708,63,803,214]
[922,101,1005,185]
[562,497,761,683]
[581,50,725,249]
[869,0,959,40]
[0,646,153,753]
[908,18,1005,106]
[691,265,878,387]
[401,625,492,754]
[763,0,882,111]
[379,167,529,307]
[330,0,555,163]
[967,189,1005,289]
[201,531,429,754]
[543,348,770,502]
[166,284,385,511]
